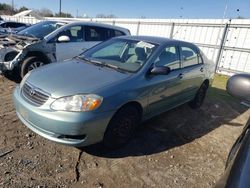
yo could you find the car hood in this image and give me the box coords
[26,59,131,98]
[0,34,39,49]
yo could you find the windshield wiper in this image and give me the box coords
[79,56,104,67]
[78,56,127,73]
[102,63,127,73]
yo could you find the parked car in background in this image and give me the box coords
[14,36,214,149]
[0,20,66,78]
[0,21,130,79]
[215,74,250,188]
[0,21,30,34]
[0,17,3,21]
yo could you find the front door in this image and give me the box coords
[147,45,184,116]
[55,25,87,61]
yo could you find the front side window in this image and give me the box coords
[181,46,199,68]
[81,39,158,72]
[154,46,180,70]
[57,25,83,42]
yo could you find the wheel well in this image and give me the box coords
[203,79,209,89]
[4,51,19,61]
[117,101,143,119]
[25,51,51,64]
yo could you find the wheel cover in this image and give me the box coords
[114,118,132,138]
[28,61,44,71]
[197,86,206,106]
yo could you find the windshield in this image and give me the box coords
[81,39,158,72]
[18,21,64,39]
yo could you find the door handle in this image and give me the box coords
[200,67,204,72]
[179,73,183,79]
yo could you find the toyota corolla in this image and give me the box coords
[13,36,214,149]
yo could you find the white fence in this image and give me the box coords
[2,15,250,75]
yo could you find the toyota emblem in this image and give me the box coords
[29,88,36,96]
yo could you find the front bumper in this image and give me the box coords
[0,49,23,74]
[0,60,13,74]
[13,85,115,147]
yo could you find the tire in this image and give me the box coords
[20,56,45,78]
[103,105,141,149]
[3,66,22,83]
[189,82,208,109]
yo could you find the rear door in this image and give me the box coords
[179,43,205,100]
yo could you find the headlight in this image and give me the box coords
[50,94,103,112]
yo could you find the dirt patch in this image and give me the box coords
[0,75,249,187]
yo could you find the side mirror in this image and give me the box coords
[226,74,250,102]
[58,35,70,43]
[150,66,171,75]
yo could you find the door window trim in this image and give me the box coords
[180,43,202,69]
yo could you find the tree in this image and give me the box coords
[54,12,73,18]
[18,6,29,12]
[0,3,15,15]
[236,16,246,19]
[0,3,29,15]
[96,14,117,18]
[37,8,54,17]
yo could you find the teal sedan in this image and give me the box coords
[13,36,214,149]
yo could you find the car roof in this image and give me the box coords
[62,21,130,33]
[45,20,130,40]
[116,35,193,46]
[38,20,68,25]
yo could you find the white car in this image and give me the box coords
[0,21,130,78]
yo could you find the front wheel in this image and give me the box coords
[21,56,45,78]
[103,105,141,149]
[189,82,208,109]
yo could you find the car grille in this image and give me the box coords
[22,82,50,106]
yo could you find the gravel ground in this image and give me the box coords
[0,75,249,188]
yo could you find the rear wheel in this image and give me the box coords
[189,82,208,109]
[21,56,45,78]
[103,105,141,149]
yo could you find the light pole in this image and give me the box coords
[59,0,62,16]
[12,0,14,15]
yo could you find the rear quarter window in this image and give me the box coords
[114,30,125,37]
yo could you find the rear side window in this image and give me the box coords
[85,26,107,41]
[84,26,125,41]
[154,46,180,70]
[181,45,200,68]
